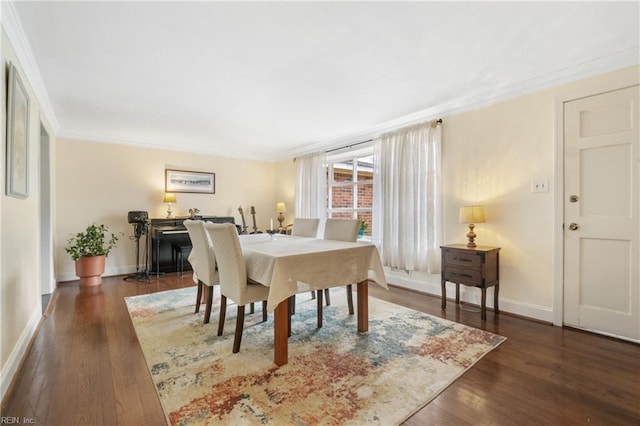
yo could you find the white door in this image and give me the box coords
[564,85,639,341]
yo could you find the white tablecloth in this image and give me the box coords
[239,234,388,312]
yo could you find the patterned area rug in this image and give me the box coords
[125,286,505,425]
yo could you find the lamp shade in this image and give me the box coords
[458,205,485,224]
[276,202,286,213]
[163,193,176,203]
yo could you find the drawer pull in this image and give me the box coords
[453,257,472,262]
[451,272,473,278]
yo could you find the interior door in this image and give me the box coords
[563,85,639,341]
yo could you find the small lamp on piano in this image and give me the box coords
[163,192,177,219]
[459,205,485,248]
[276,202,286,232]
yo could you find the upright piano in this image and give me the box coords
[149,216,238,274]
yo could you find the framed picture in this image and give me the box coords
[6,63,30,199]
[165,169,215,194]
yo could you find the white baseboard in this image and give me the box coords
[385,269,554,323]
[55,266,554,322]
[1,305,42,401]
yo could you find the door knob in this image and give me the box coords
[568,223,579,231]
[569,195,579,203]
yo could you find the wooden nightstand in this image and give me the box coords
[440,244,501,320]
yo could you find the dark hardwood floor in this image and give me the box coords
[2,274,639,425]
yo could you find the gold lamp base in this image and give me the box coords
[277,212,285,233]
[466,223,477,248]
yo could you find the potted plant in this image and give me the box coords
[358,219,368,238]
[65,223,119,286]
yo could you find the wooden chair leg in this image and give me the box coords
[217,295,227,336]
[204,285,214,324]
[317,290,323,328]
[194,281,203,313]
[324,288,331,306]
[262,300,267,322]
[233,305,245,353]
[249,302,255,314]
[310,290,316,300]
[346,284,354,315]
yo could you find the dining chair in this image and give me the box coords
[320,218,360,321]
[290,218,321,309]
[290,218,320,238]
[184,219,219,324]
[205,222,269,353]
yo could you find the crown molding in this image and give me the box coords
[1,0,60,133]
[278,48,639,161]
[57,130,280,163]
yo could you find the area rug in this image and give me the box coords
[125,286,506,425]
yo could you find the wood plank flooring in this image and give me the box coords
[2,274,639,425]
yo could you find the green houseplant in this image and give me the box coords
[65,224,119,286]
[358,219,368,238]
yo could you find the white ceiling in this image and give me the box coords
[6,1,640,161]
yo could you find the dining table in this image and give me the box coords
[239,233,388,366]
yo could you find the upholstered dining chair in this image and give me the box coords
[290,218,321,310]
[290,218,320,238]
[205,222,269,353]
[184,219,219,324]
[320,218,360,318]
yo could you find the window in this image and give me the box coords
[326,148,374,238]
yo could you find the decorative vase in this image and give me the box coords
[75,255,106,286]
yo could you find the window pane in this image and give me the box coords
[357,183,373,208]
[333,160,353,183]
[332,186,353,208]
[358,211,372,237]
[356,156,374,182]
[331,211,354,219]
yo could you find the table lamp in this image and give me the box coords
[164,192,177,218]
[276,202,286,232]
[459,205,485,248]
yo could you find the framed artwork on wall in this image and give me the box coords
[6,62,30,199]
[165,169,215,194]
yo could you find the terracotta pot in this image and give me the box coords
[75,255,106,286]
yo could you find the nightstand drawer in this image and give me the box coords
[443,266,482,284]
[444,251,481,269]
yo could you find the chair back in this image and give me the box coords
[184,219,218,285]
[291,218,320,238]
[323,218,359,242]
[205,222,248,303]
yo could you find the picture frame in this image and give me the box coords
[165,169,215,194]
[5,63,30,199]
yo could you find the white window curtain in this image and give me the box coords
[373,121,442,273]
[295,151,327,226]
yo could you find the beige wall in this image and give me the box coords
[274,159,297,227]
[55,139,282,281]
[442,89,555,310]
[440,65,639,318]
[1,28,56,389]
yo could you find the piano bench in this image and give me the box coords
[171,243,192,275]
